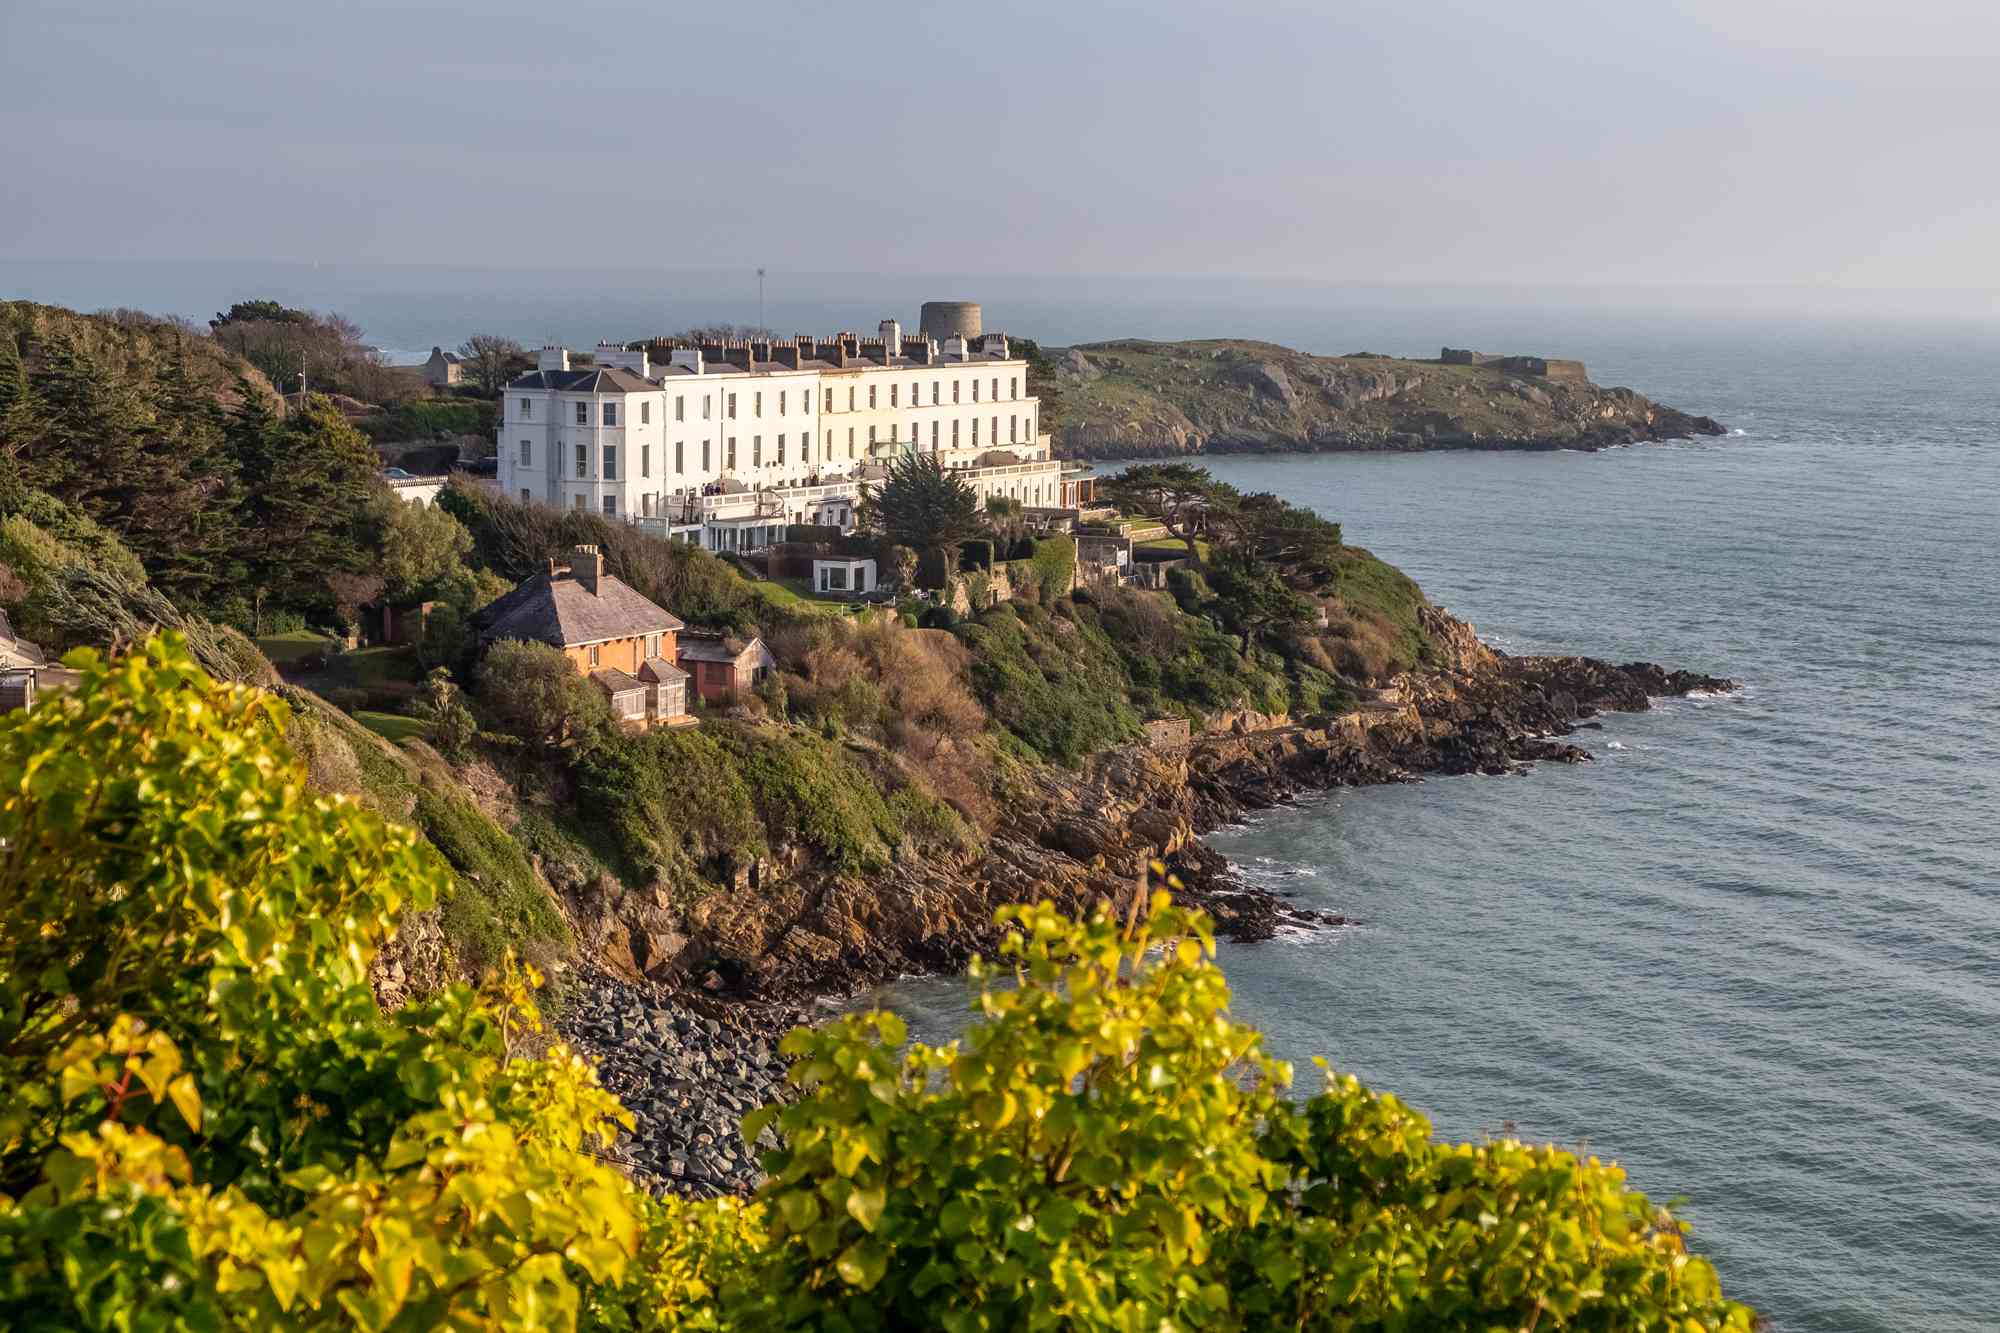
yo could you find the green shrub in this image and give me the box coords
[954,602,1141,764]
[0,640,1753,1330]
[577,728,766,892]
[1029,534,1076,597]
[417,784,569,973]
[477,638,609,752]
[356,398,496,443]
[0,635,654,1328]
[715,727,903,876]
[746,890,1755,1331]
[439,480,758,630]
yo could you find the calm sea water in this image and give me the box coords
[7,261,1996,1329]
[868,320,2000,1331]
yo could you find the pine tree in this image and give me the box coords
[139,338,245,609]
[241,394,381,625]
[0,332,38,502]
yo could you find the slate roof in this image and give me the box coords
[590,668,645,695]
[477,571,684,648]
[677,634,763,665]
[504,366,658,394]
[639,657,689,683]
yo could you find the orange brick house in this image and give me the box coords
[476,546,694,727]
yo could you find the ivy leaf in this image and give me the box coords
[836,1239,889,1290]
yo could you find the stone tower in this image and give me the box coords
[919,300,982,342]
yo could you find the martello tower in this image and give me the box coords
[918,300,982,342]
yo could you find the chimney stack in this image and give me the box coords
[569,545,604,596]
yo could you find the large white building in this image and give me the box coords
[497,321,1086,552]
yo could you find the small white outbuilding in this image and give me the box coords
[812,557,877,596]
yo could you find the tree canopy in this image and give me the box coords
[457,335,529,395]
[859,453,983,563]
[207,298,398,402]
[1096,462,1231,570]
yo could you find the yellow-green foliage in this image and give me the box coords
[748,890,1755,1331]
[0,638,1751,1330]
[0,636,672,1328]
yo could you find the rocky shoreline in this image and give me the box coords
[556,607,1734,1197]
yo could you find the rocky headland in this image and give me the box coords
[555,605,1733,1197]
[1047,339,1726,458]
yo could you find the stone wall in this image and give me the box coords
[1441,348,1589,383]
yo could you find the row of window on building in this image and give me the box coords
[517,376,1024,426]
[517,412,1033,479]
[519,471,1060,521]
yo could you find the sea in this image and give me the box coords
[6,261,1997,1330]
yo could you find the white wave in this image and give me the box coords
[1605,741,1627,750]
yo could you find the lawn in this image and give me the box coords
[1139,535,1210,561]
[296,645,425,699]
[749,577,861,614]
[255,629,337,666]
[353,710,432,742]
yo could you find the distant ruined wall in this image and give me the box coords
[1440,348,1588,382]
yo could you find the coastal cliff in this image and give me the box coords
[550,605,1732,1194]
[563,605,1730,1002]
[1047,338,1725,458]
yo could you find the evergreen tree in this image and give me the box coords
[127,337,244,609]
[234,393,381,627]
[0,332,37,498]
[17,333,145,506]
[860,453,983,569]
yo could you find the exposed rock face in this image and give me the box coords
[558,607,1733,1004]
[552,608,1733,1196]
[1046,339,1726,458]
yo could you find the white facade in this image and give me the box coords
[498,325,1069,552]
[813,557,877,596]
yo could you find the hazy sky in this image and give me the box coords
[3,0,1995,293]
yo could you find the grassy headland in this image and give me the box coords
[1047,337,1725,457]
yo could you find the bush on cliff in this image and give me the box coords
[478,637,611,753]
[577,719,967,897]
[954,601,1140,764]
[0,636,653,1327]
[0,638,1753,1331]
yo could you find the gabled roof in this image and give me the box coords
[477,570,684,648]
[639,657,689,683]
[590,667,646,695]
[504,366,657,394]
[677,634,766,665]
